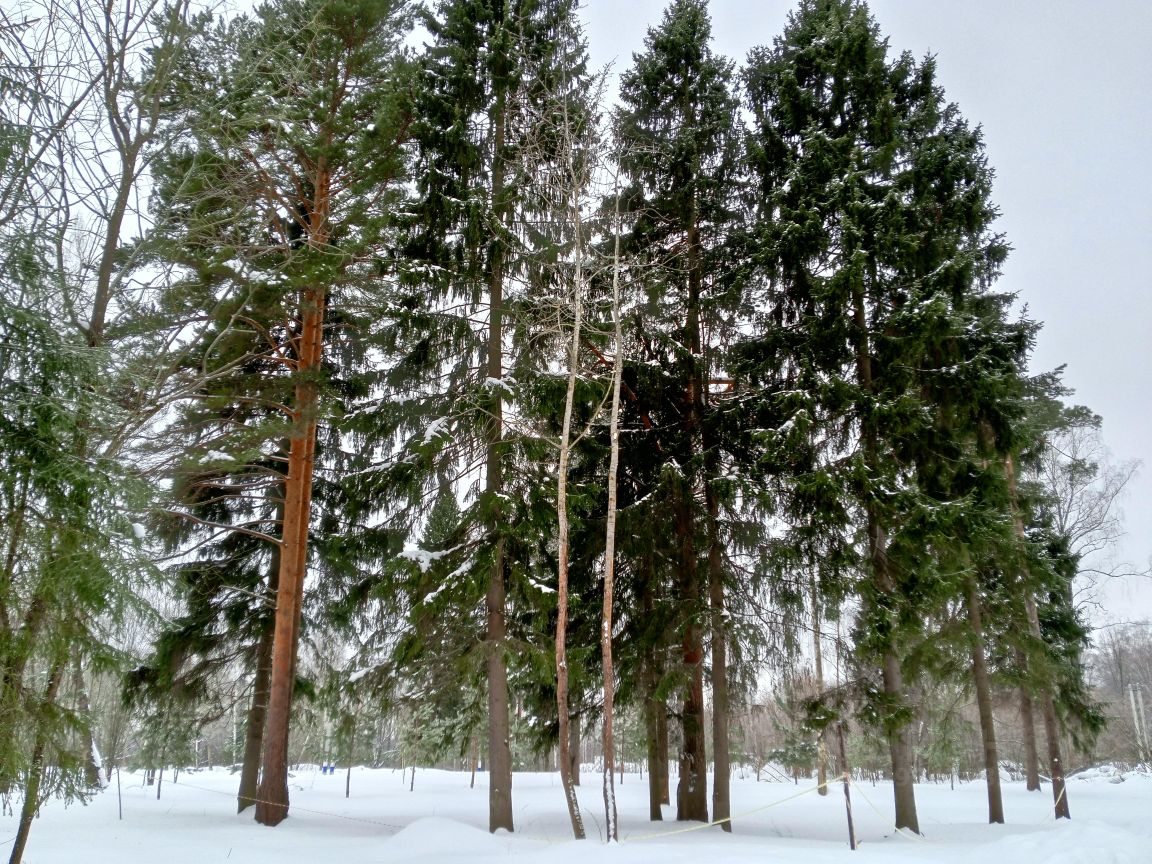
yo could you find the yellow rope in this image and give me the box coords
[844,777,926,842]
[623,775,838,843]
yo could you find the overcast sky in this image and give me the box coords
[582,0,1152,623]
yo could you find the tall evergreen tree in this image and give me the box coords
[742,0,1032,833]
[146,0,413,826]
[613,0,744,826]
[358,0,591,833]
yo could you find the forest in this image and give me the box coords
[1,0,1149,861]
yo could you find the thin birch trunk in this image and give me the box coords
[554,133,587,839]
[599,187,626,843]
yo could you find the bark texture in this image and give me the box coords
[8,656,65,864]
[1016,665,1042,791]
[706,481,730,831]
[1006,455,1070,820]
[853,283,919,834]
[483,88,514,835]
[255,182,329,824]
[965,576,1004,823]
[238,602,276,812]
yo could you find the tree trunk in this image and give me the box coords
[965,575,1004,823]
[644,671,663,821]
[811,576,828,797]
[657,699,670,805]
[1039,686,1070,818]
[674,481,708,823]
[8,656,65,864]
[484,86,514,835]
[73,661,105,789]
[852,282,918,835]
[1016,652,1042,791]
[836,721,857,851]
[1006,455,1070,819]
[1026,590,1071,820]
[882,647,918,833]
[706,480,730,831]
[568,715,580,786]
[470,736,478,789]
[640,547,666,818]
[554,183,586,839]
[598,192,625,842]
[255,192,329,825]
[238,598,276,812]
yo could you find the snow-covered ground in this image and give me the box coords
[6,765,1149,863]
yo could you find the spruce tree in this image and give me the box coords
[350,0,591,833]
[613,0,744,826]
[743,0,1033,833]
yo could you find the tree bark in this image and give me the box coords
[811,576,828,797]
[255,186,329,824]
[836,721,857,851]
[706,480,730,831]
[1005,455,1070,819]
[1039,682,1070,818]
[1017,677,1042,791]
[852,282,918,834]
[72,661,105,789]
[238,595,276,812]
[657,698,670,805]
[568,714,580,786]
[1027,591,1071,820]
[9,657,66,864]
[554,167,586,839]
[598,189,626,842]
[965,575,1004,823]
[483,85,514,835]
[644,665,663,821]
[673,480,708,823]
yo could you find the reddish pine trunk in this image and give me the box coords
[255,170,329,823]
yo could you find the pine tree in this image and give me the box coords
[145,0,413,826]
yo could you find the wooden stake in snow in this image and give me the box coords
[837,723,856,851]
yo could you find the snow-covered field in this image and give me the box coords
[6,765,1149,863]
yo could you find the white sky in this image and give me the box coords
[582,0,1152,623]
